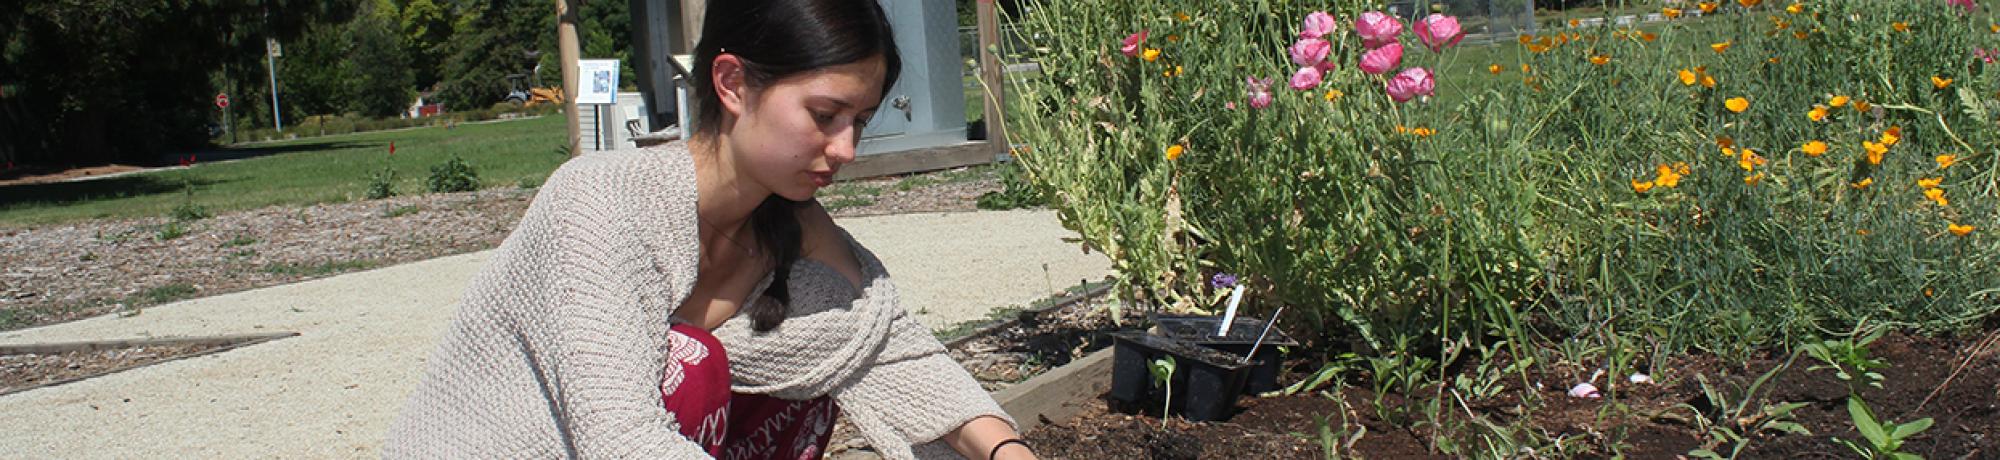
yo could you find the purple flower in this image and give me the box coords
[1358,41,1404,75]
[1413,14,1466,52]
[1384,66,1435,103]
[1355,11,1404,48]
[1290,38,1332,67]
[1299,11,1337,39]
[1210,273,1239,290]
[1290,66,1324,90]
[1245,76,1275,109]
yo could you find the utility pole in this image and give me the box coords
[267,37,283,132]
[558,0,582,155]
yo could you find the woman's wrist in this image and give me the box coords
[988,438,1033,460]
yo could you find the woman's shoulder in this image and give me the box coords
[547,141,695,190]
[794,200,869,290]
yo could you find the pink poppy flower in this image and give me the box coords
[1290,38,1331,67]
[1413,14,1465,52]
[1245,76,1275,109]
[1299,11,1337,39]
[1977,47,1997,64]
[1949,0,1976,12]
[1290,66,1323,91]
[1355,11,1404,48]
[1358,41,1403,75]
[1384,66,1435,103]
[1121,30,1148,57]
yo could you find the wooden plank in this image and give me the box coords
[0,332,300,355]
[993,348,1115,434]
[976,0,1008,155]
[834,141,993,180]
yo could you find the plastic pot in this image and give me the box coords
[1151,315,1299,393]
[1108,331,1255,422]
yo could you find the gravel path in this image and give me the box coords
[0,187,1110,457]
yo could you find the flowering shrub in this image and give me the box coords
[1006,0,2000,357]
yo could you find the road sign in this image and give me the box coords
[215,93,230,109]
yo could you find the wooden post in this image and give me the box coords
[558,0,583,156]
[679,0,706,48]
[976,0,1006,156]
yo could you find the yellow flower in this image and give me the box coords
[1857,228,1872,235]
[1143,48,1161,62]
[1413,127,1436,137]
[1925,187,1948,206]
[1569,19,1580,27]
[1632,179,1656,193]
[1176,12,1191,22]
[1521,64,1533,73]
[1881,126,1902,147]
[1864,141,1887,165]
[1679,69,1698,85]
[1656,164,1685,188]
[1852,177,1875,189]
[1829,95,1850,107]
[1325,89,1343,102]
[1744,172,1766,185]
[1664,7,1683,18]
[1702,73,1717,88]
[1489,64,1503,74]
[1167,34,1181,43]
[1937,154,1959,168]
[1519,34,1535,45]
[1807,105,1829,122]
[1991,23,1999,34]
[1165,144,1184,161]
[1699,2,1720,13]
[1738,148,1767,171]
[1590,54,1611,65]
[1893,21,1910,33]
[1933,75,1954,89]
[1162,65,1183,77]
[1739,0,1763,7]
[1726,97,1750,113]
[1717,136,1736,149]
[1794,30,1811,40]
[1711,41,1733,53]
[1786,3,1804,14]
[1801,140,1828,156]
[1642,32,1659,42]
[1917,177,1943,189]
[1853,100,1873,113]
[1949,223,1976,236]
[1768,56,1782,64]
[1721,146,1737,158]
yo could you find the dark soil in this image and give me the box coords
[1027,329,2000,459]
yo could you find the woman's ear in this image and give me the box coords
[712,54,751,118]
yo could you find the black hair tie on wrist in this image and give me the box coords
[988,438,1029,460]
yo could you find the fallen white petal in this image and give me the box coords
[1628,373,1653,384]
[1568,382,1601,399]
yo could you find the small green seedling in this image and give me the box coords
[1800,327,1889,389]
[1834,396,1933,460]
[1148,356,1177,428]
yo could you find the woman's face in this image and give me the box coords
[723,55,887,201]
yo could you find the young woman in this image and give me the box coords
[384,1,1037,458]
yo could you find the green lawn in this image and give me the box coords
[0,115,570,227]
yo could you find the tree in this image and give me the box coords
[400,0,452,92]
[349,2,416,117]
[435,0,553,110]
[1,0,355,165]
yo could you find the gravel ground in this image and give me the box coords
[0,165,1005,331]
[0,163,1114,457]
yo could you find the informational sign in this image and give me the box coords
[575,59,620,105]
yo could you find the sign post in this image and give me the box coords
[575,59,621,151]
[216,93,233,144]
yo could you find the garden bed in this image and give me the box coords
[1026,329,2000,458]
[0,332,296,395]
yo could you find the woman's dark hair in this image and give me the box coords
[690,0,901,331]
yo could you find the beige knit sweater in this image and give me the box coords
[383,142,1012,459]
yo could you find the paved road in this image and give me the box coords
[0,208,1110,458]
